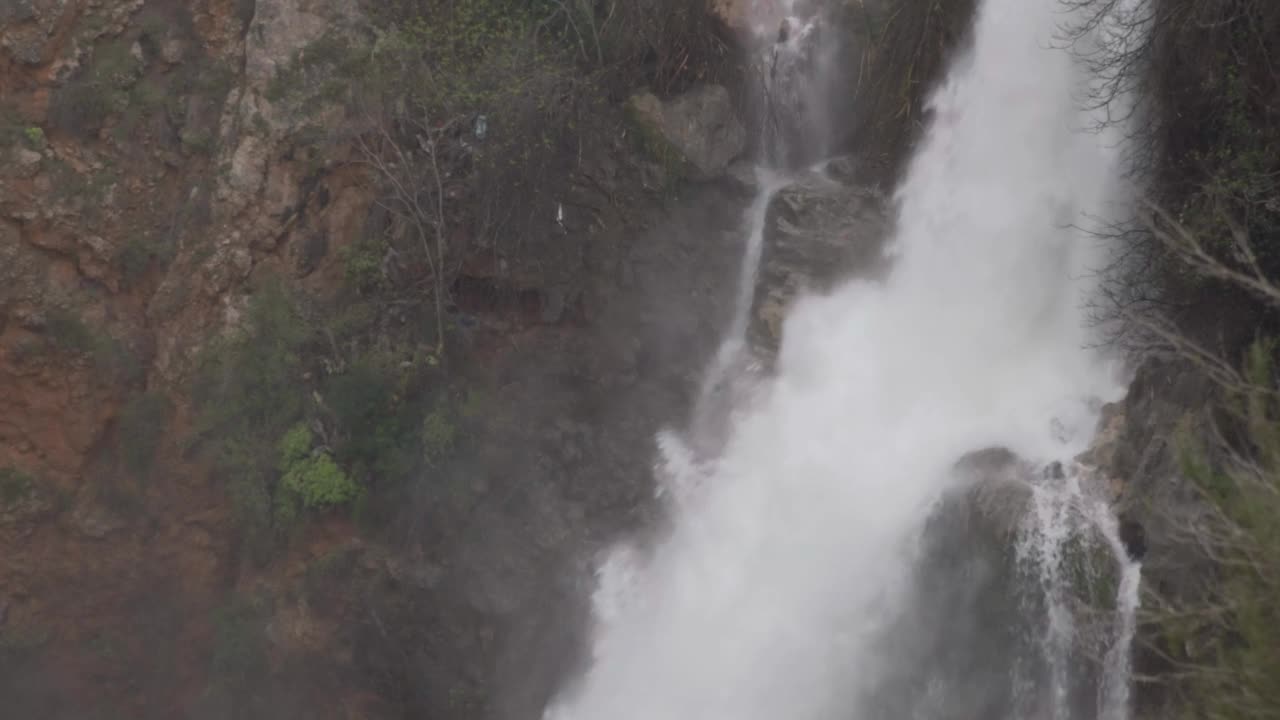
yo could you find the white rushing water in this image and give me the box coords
[545,0,1141,717]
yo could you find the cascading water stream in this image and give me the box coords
[544,0,1144,717]
[693,1,835,444]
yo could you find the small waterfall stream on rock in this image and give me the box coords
[545,0,1144,718]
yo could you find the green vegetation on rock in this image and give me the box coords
[192,275,461,561]
[49,39,143,136]
[1158,341,1280,720]
[277,424,359,508]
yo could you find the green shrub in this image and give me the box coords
[22,126,44,148]
[194,281,314,555]
[1157,339,1280,719]
[276,423,359,508]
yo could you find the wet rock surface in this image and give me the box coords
[749,165,889,355]
[628,85,747,180]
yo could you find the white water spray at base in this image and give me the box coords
[544,0,1142,717]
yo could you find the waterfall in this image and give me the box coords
[544,0,1143,717]
[692,0,839,448]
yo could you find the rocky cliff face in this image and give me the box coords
[0,0,773,716]
[2,0,1093,717]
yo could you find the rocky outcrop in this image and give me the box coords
[0,0,986,715]
[749,162,888,353]
[628,84,746,181]
[710,0,753,32]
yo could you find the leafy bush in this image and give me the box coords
[194,281,313,556]
[276,424,359,508]
[22,126,44,148]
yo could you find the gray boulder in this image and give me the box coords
[749,167,888,353]
[628,85,746,180]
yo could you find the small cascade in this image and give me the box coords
[690,0,848,452]
[1014,465,1143,720]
